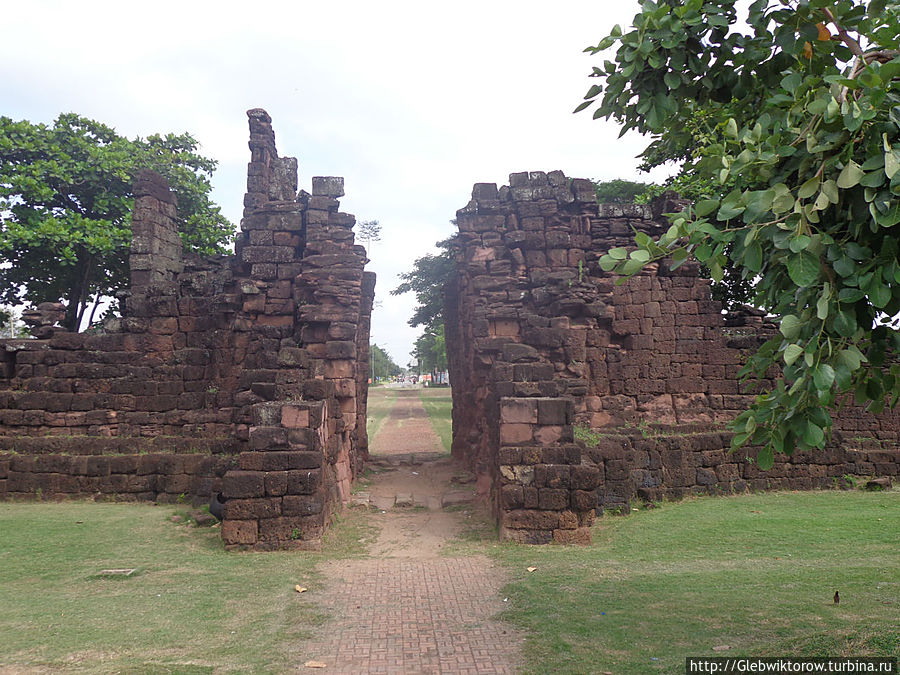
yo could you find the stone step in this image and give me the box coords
[367,452,447,468]
[355,491,476,511]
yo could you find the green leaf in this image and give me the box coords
[802,421,825,447]
[630,249,650,263]
[756,446,774,470]
[868,282,892,308]
[772,192,796,214]
[836,348,862,371]
[784,343,804,365]
[837,161,864,189]
[787,251,820,287]
[876,203,900,228]
[780,314,802,340]
[745,241,763,272]
[634,231,652,247]
[886,150,900,180]
[788,235,811,253]
[599,255,618,271]
[573,100,593,113]
[609,247,628,260]
[694,199,719,217]
[725,118,738,139]
[622,258,644,275]
[816,294,829,320]
[813,364,835,390]
[798,177,820,199]
[833,310,857,338]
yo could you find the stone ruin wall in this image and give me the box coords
[0,110,375,550]
[2,113,899,549]
[445,171,900,544]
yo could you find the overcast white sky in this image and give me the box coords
[3,0,673,365]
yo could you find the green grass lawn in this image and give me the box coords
[0,501,374,673]
[365,386,398,441]
[2,482,896,673]
[419,387,452,453]
[479,490,900,674]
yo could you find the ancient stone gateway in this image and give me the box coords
[0,111,898,548]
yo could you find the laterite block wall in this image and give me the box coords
[0,110,375,550]
[445,173,900,543]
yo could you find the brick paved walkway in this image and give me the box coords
[294,388,524,674]
[370,388,445,456]
[297,557,523,674]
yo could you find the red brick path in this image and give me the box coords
[298,557,523,674]
[370,389,445,456]
[296,388,524,673]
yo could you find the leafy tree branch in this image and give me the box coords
[581,0,900,467]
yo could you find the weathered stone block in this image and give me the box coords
[223,471,266,498]
[538,488,569,510]
[223,497,281,520]
[282,495,324,516]
[500,423,533,445]
[503,509,560,530]
[535,464,570,488]
[500,399,538,424]
[222,519,258,545]
[248,426,289,450]
[311,176,345,197]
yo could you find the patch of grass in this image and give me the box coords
[0,501,370,672]
[366,386,398,440]
[573,423,604,447]
[419,387,452,453]
[484,490,900,674]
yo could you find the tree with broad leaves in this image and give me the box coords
[580,0,900,468]
[412,324,448,380]
[392,235,457,330]
[0,113,233,332]
[392,235,457,378]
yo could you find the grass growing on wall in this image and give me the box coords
[0,501,375,673]
[482,490,900,675]
[419,387,452,453]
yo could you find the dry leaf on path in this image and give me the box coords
[526,567,537,572]
[295,585,308,593]
[304,660,327,668]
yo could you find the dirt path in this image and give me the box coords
[295,389,524,674]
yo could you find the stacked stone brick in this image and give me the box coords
[0,110,374,550]
[445,172,900,543]
[220,110,374,549]
[446,172,604,544]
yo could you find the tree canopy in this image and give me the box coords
[594,178,656,203]
[580,0,900,467]
[412,324,448,378]
[392,235,456,375]
[0,113,233,331]
[391,236,457,331]
[370,343,401,380]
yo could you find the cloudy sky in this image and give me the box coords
[3,0,672,365]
